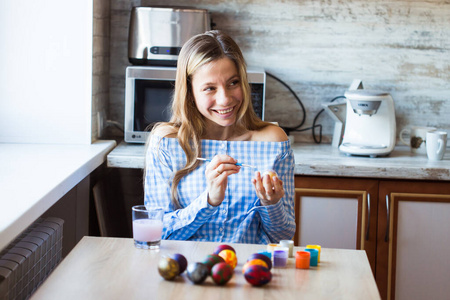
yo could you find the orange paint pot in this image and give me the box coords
[295,251,311,269]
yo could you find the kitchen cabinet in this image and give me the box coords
[294,176,378,274]
[40,177,90,258]
[376,180,450,300]
[295,176,450,300]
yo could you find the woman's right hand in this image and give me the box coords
[204,154,241,206]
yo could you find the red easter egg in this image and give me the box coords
[244,265,272,286]
[218,249,238,269]
[247,253,272,270]
[213,244,236,255]
[211,262,234,285]
[202,254,225,273]
[242,259,268,274]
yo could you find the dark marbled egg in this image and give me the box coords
[186,262,209,284]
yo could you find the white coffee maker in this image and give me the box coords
[339,89,396,157]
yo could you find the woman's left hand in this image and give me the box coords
[252,171,284,206]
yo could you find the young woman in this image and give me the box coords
[144,30,295,244]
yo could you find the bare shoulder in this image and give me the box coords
[251,124,288,142]
[151,123,177,138]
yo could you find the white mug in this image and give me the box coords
[400,126,436,154]
[426,131,447,161]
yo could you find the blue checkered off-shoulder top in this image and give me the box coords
[144,134,296,244]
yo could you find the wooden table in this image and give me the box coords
[31,237,380,300]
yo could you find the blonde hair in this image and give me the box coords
[150,30,269,209]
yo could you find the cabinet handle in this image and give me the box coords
[385,195,390,242]
[365,193,371,240]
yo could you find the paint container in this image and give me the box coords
[267,243,279,252]
[257,250,272,260]
[306,245,321,262]
[280,240,294,257]
[273,248,288,268]
[304,248,319,266]
[295,251,311,269]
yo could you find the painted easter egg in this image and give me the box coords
[158,256,180,281]
[262,170,278,180]
[244,265,272,287]
[202,254,225,273]
[171,253,188,274]
[186,262,209,284]
[213,244,236,255]
[218,249,238,269]
[242,259,268,274]
[247,253,272,270]
[211,262,234,285]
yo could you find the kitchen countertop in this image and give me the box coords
[107,141,450,181]
[0,140,116,252]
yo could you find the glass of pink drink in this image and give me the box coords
[132,205,164,250]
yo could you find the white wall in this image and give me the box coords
[0,0,93,144]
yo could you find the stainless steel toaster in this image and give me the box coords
[128,6,211,66]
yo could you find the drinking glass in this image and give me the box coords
[132,205,164,250]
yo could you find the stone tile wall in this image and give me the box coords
[109,0,449,143]
[92,0,110,141]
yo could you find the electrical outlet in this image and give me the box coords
[97,111,106,136]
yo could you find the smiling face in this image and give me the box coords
[191,57,243,138]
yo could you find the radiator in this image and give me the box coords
[0,217,64,300]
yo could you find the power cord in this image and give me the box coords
[310,96,346,143]
[265,72,306,133]
[265,72,346,144]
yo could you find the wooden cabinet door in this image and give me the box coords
[295,176,378,274]
[376,180,450,300]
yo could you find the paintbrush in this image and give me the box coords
[196,157,257,169]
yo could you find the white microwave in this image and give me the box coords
[124,65,266,143]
